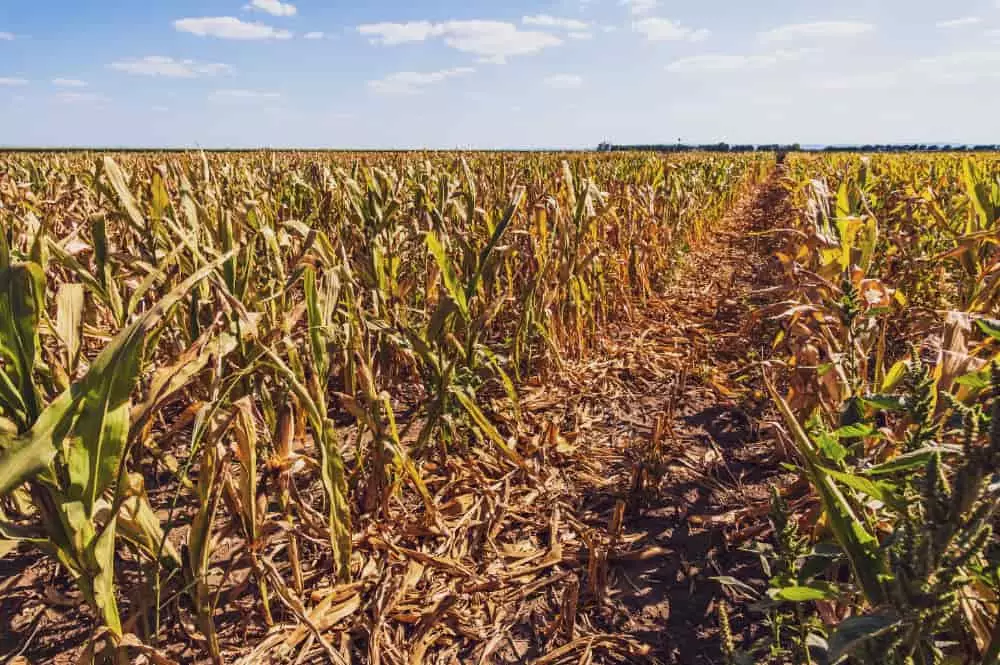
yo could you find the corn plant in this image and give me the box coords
[756,151,1000,665]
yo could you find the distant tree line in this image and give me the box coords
[819,144,1000,152]
[596,142,1000,153]
[596,142,797,153]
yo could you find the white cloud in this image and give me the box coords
[816,72,901,90]
[368,67,475,94]
[667,54,779,72]
[440,21,562,63]
[666,49,812,73]
[152,105,169,112]
[109,56,232,78]
[359,20,562,63]
[759,21,874,43]
[52,78,87,87]
[210,89,282,101]
[304,31,325,39]
[359,21,440,45]
[913,51,1000,84]
[936,17,981,28]
[0,32,14,41]
[174,17,292,40]
[244,0,297,17]
[56,92,107,104]
[0,77,28,86]
[569,31,593,40]
[620,0,658,16]
[544,74,583,89]
[633,18,709,42]
[523,15,590,31]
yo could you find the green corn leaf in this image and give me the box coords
[66,363,133,515]
[426,231,469,319]
[768,583,840,602]
[0,255,230,499]
[766,376,887,605]
[150,169,170,221]
[0,262,45,427]
[0,388,77,496]
[864,446,961,476]
[0,369,29,433]
[0,228,9,269]
[826,613,900,664]
[452,388,524,468]
[89,510,122,635]
[881,360,909,392]
[976,318,1000,341]
[188,432,225,659]
[379,393,433,508]
[963,158,993,232]
[860,394,908,412]
[92,217,125,326]
[319,420,352,583]
[303,266,329,378]
[820,466,905,512]
[836,180,854,219]
[466,187,524,302]
[956,366,993,391]
[60,499,122,636]
[831,423,877,439]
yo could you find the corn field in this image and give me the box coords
[0,151,768,663]
[1,150,998,665]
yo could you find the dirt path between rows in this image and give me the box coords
[544,168,798,663]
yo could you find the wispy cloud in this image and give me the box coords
[109,56,232,78]
[358,20,562,63]
[0,32,14,41]
[633,18,709,42]
[210,89,282,102]
[935,17,981,28]
[759,21,874,43]
[0,77,28,86]
[52,78,87,87]
[667,54,778,72]
[174,16,292,40]
[522,15,590,31]
[368,67,475,94]
[913,50,1000,84]
[816,72,901,90]
[303,31,325,39]
[667,49,813,73]
[359,21,439,45]
[620,0,657,16]
[543,74,583,89]
[244,0,297,17]
[56,91,107,104]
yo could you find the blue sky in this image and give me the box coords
[2,0,1000,148]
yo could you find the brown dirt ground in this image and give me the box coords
[0,170,799,665]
